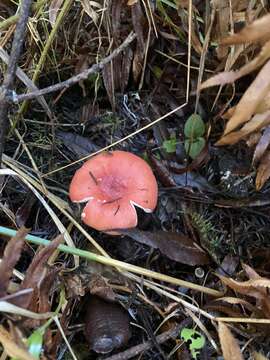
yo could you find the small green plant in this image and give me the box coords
[189,211,220,262]
[162,134,177,153]
[184,114,206,159]
[180,328,205,359]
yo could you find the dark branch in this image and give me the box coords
[103,319,191,360]
[0,0,33,165]
[14,32,136,103]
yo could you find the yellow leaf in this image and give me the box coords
[218,322,244,360]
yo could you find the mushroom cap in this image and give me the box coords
[69,151,158,232]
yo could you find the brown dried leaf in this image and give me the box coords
[221,13,270,45]
[218,271,270,317]
[119,229,210,266]
[215,1,230,59]
[201,40,270,89]
[223,59,270,135]
[0,227,28,298]
[218,274,270,294]
[102,0,133,105]
[57,131,100,158]
[89,274,116,302]
[14,234,63,309]
[131,1,145,83]
[15,193,36,227]
[49,0,64,26]
[218,322,244,360]
[256,150,270,190]
[0,325,35,360]
[213,296,258,313]
[256,88,270,114]
[216,110,270,145]
[85,296,131,354]
[253,126,270,164]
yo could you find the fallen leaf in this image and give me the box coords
[102,0,133,106]
[253,126,270,164]
[85,296,131,354]
[57,130,100,158]
[89,274,116,302]
[131,1,146,83]
[14,234,63,309]
[215,0,230,59]
[218,269,270,318]
[223,59,270,135]
[118,229,210,266]
[0,227,28,298]
[221,13,270,45]
[173,172,216,192]
[0,325,36,360]
[201,40,270,89]
[256,150,270,190]
[216,110,270,145]
[218,322,244,360]
[16,192,37,227]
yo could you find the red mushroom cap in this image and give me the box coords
[69,151,158,232]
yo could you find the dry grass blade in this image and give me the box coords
[218,322,244,360]
[256,150,270,190]
[0,325,36,360]
[0,300,52,319]
[221,13,270,45]
[223,60,270,135]
[201,40,270,89]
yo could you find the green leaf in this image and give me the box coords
[27,328,45,359]
[163,138,177,153]
[184,114,205,139]
[185,137,205,159]
[180,328,205,359]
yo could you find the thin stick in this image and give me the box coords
[0,0,33,165]
[104,320,191,360]
[14,32,136,102]
[0,226,222,297]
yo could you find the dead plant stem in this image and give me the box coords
[0,0,33,167]
[14,32,136,102]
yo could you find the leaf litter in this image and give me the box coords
[2,0,270,359]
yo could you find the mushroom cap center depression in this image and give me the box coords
[98,174,128,201]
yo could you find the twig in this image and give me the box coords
[14,32,136,102]
[0,0,33,165]
[103,319,191,360]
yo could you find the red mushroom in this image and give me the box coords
[69,151,158,232]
